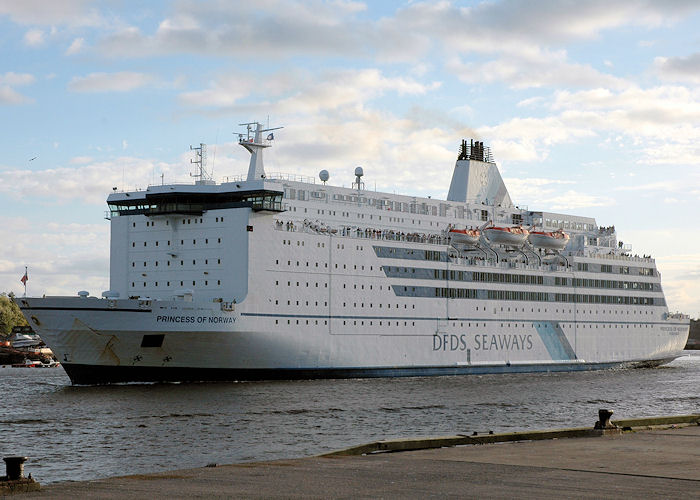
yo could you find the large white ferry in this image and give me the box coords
[17,123,689,384]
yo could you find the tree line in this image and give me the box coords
[0,292,29,337]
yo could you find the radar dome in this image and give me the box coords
[354,166,364,177]
[319,170,329,182]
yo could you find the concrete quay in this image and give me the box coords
[18,415,700,499]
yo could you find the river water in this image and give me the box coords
[1,352,699,484]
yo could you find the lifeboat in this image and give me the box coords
[483,225,529,246]
[528,229,570,251]
[448,228,480,246]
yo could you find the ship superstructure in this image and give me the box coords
[17,123,689,384]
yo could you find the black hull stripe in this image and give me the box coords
[60,359,671,385]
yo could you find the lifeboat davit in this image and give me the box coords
[528,229,570,251]
[449,228,480,246]
[483,225,529,246]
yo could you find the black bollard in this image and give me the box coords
[599,409,614,427]
[594,409,617,429]
[3,456,28,481]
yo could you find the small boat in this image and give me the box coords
[12,359,42,368]
[9,333,42,349]
[528,229,570,251]
[483,225,529,246]
[448,228,480,246]
[38,359,61,368]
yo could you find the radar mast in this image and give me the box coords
[238,122,283,181]
[190,143,214,185]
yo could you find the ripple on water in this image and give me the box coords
[1,354,698,484]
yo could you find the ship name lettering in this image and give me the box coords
[432,334,468,351]
[157,315,235,324]
[156,315,196,323]
[208,316,234,324]
[474,334,533,351]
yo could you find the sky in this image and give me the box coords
[0,0,699,317]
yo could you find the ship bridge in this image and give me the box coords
[107,188,283,218]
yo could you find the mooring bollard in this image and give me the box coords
[594,408,617,429]
[3,456,28,481]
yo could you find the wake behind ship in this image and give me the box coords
[17,123,689,384]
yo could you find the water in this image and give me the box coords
[1,352,699,485]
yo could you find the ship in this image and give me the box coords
[16,123,690,384]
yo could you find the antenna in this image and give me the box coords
[353,166,364,191]
[190,143,212,184]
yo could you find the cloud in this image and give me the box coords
[479,116,596,162]
[504,178,612,211]
[98,0,370,59]
[23,28,44,47]
[654,52,700,83]
[0,72,35,104]
[0,72,35,86]
[0,0,102,26]
[448,49,627,89]
[517,97,545,108]
[0,158,188,204]
[0,86,30,104]
[179,68,440,114]
[549,86,700,165]
[68,72,156,93]
[69,156,94,164]
[0,216,109,297]
[91,0,700,63]
[379,0,700,63]
[536,190,614,210]
[66,37,85,55]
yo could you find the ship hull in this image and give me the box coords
[17,295,689,385]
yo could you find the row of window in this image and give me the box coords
[272,298,417,310]
[130,280,221,288]
[272,318,420,327]
[489,289,658,305]
[286,185,549,223]
[275,259,374,271]
[473,272,544,285]
[553,293,656,305]
[131,237,222,248]
[391,285,661,306]
[564,277,655,291]
[131,258,222,268]
[579,262,655,276]
[380,268,654,290]
[544,218,595,231]
[275,280,383,290]
[133,216,226,229]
